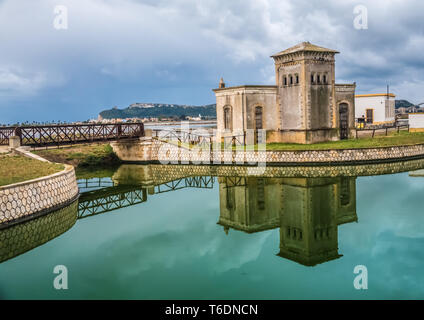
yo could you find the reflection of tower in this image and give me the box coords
[278,177,357,266]
[217,177,280,233]
[216,175,357,266]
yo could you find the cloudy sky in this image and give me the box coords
[0,0,423,124]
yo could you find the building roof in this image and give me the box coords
[271,41,339,57]
[355,93,396,98]
[212,85,277,92]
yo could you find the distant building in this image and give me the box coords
[409,113,424,132]
[213,42,356,144]
[355,93,396,125]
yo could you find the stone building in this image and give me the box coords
[213,42,356,144]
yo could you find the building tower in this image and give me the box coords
[271,42,341,144]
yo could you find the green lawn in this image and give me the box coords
[159,131,424,151]
[34,143,121,167]
[0,155,64,187]
[265,131,424,150]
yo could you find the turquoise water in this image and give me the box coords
[1,165,424,299]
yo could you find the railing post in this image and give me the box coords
[14,127,22,145]
[117,124,122,139]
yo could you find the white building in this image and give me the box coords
[355,93,396,125]
[409,113,424,132]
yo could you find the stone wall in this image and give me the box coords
[111,137,424,167]
[116,138,424,165]
[0,164,79,225]
[112,157,424,189]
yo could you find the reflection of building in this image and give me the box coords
[218,177,280,233]
[213,42,356,144]
[217,176,357,266]
[279,177,357,266]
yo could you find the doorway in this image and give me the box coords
[366,109,374,124]
[339,103,348,140]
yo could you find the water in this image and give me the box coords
[1,163,424,299]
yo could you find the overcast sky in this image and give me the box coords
[0,0,423,123]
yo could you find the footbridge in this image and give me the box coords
[0,123,144,147]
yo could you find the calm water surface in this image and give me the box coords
[1,163,424,299]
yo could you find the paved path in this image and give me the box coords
[0,146,9,154]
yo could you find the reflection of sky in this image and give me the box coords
[1,171,424,299]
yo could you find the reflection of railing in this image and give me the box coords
[78,187,147,219]
[77,176,215,218]
[77,178,116,191]
[155,176,215,194]
[0,123,144,146]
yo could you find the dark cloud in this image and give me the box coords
[0,0,423,123]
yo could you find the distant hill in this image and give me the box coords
[395,100,415,109]
[99,103,217,119]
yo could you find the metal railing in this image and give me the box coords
[0,123,144,147]
[355,124,410,138]
[153,128,213,148]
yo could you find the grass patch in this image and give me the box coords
[163,132,424,151]
[34,143,121,168]
[265,131,424,151]
[0,155,64,187]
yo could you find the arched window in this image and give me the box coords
[317,74,321,84]
[311,74,314,84]
[289,75,293,85]
[296,74,299,84]
[284,76,287,86]
[323,74,327,84]
[223,106,232,130]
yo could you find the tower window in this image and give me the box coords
[323,74,327,84]
[296,75,299,84]
[284,77,287,86]
[317,75,321,84]
[289,75,293,85]
[311,74,314,84]
[224,107,232,130]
